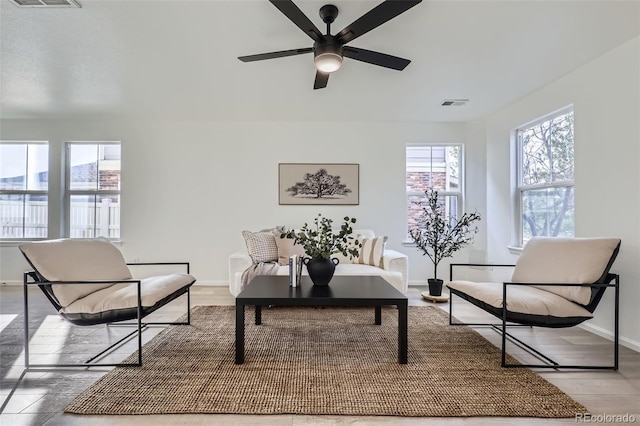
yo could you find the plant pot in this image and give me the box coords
[303,257,339,286]
[428,278,444,296]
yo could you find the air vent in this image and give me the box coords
[441,99,469,107]
[10,0,81,7]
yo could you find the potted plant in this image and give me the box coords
[409,188,481,296]
[281,213,361,286]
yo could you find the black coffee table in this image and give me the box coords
[235,275,408,364]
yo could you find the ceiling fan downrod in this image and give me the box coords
[319,4,338,34]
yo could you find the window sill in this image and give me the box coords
[507,245,523,255]
[0,239,47,247]
[1,239,123,247]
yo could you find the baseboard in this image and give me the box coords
[579,322,640,353]
[0,280,21,286]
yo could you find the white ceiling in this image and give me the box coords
[1,0,639,122]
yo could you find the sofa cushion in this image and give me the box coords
[242,230,279,263]
[511,237,621,305]
[355,235,387,268]
[275,236,306,265]
[19,237,131,308]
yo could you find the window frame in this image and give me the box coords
[515,107,574,247]
[405,143,465,241]
[64,141,121,239]
[0,140,49,241]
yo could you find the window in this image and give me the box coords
[0,142,49,239]
[406,144,463,235]
[66,143,121,239]
[516,109,574,245]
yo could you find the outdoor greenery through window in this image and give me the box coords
[0,142,49,239]
[66,143,121,239]
[406,144,462,237]
[517,108,574,245]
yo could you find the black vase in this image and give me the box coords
[304,257,339,286]
[428,278,444,296]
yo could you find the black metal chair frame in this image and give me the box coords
[448,263,619,370]
[23,262,192,369]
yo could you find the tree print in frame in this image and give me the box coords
[279,163,359,205]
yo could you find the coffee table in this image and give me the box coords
[235,275,408,364]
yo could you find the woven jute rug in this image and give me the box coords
[65,305,586,417]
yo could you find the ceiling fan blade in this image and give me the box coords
[343,46,410,70]
[238,47,313,62]
[336,0,422,45]
[269,0,324,42]
[314,71,329,90]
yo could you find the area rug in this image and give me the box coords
[65,305,586,417]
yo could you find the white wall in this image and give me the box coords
[484,36,640,350]
[1,119,488,288]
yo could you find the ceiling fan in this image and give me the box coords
[238,0,422,89]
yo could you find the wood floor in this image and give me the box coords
[1,284,638,426]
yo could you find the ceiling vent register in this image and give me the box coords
[441,99,469,107]
[10,0,81,7]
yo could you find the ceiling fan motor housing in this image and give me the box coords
[313,35,344,72]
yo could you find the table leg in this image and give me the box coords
[255,305,262,325]
[398,301,408,364]
[375,305,382,325]
[235,303,245,364]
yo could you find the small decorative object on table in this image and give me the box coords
[281,214,361,286]
[289,254,300,287]
[409,188,481,298]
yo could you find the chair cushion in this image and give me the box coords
[447,280,593,320]
[61,273,196,315]
[19,237,132,307]
[511,237,621,305]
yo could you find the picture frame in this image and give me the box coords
[278,163,359,205]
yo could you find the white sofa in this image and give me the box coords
[229,229,408,296]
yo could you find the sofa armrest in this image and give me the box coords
[382,249,408,293]
[229,252,253,297]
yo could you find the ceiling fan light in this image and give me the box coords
[315,52,342,73]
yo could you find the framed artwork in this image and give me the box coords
[278,163,359,205]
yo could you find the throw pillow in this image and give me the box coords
[242,230,279,264]
[275,237,306,265]
[356,235,388,268]
[332,234,363,264]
